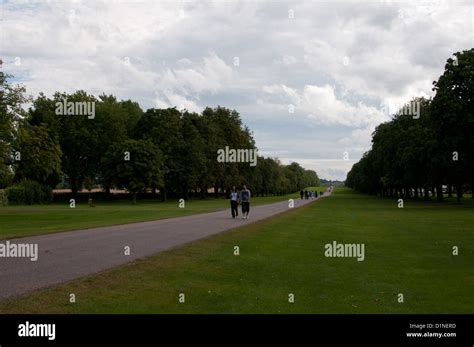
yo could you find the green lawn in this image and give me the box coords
[0,189,320,240]
[1,187,472,313]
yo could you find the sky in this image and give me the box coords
[1,0,473,180]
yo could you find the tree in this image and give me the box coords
[13,124,62,187]
[177,111,207,199]
[134,108,183,200]
[53,91,98,196]
[284,162,306,192]
[0,61,30,188]
[5,75,322,200]
[201,106,256,198]
[431,49,474,202]
[102,139,164,203]
[95,95,141,194]
[347,50,473,202]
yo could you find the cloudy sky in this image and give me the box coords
[1,0,473,180]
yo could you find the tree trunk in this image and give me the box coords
[447,184,452,198]
[70,177,79,199]
[161,187,167,202]
[423,185,429,200]
[183,184,189,200]
[436,184,443,202]
[456,183,463,203]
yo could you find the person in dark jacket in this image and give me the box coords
[230,186,239,218]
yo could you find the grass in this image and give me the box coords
[0,187,472,314]
[0,189,322,239]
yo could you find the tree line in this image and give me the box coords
[346,49,473,202]
[0,64,320,203]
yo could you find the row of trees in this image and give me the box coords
[346,49,474,202]
[1,64,320,203]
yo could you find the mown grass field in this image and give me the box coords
[0,187,472,314]
[0,189,319,240]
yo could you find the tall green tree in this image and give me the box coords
[134,108,183,200]
[95,95,141,194]
[0,62,30,188]
[431,49,474,201]
[53,91,98,196]
[102,139,164,203]
[347,50,473,201]
[13,124,62,187]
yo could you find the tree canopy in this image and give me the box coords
[0,70,320,202]
[346,49,474,202]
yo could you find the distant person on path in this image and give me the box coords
[240,185,251,219]
[300,190,304,200]
[304,190,309,200]
[230,186,239,219]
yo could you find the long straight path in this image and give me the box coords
[0,191,331,301]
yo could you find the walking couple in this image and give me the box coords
[230,185,251,219]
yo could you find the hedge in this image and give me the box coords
[5,180,53,205]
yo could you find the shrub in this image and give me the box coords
[5,180,53,205]
[0,189,8,206]
[5,185,25,205]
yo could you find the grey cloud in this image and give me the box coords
[2,0,471,179]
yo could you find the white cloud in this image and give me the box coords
[302,85,387,127]
[157,54,234,95]
[154,91,201,113]
[262,83,388,127]
[2,0,472,180]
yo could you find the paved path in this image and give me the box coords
[0,191,331,301]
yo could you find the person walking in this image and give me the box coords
[300,190,304,200]
[240,185,251,219]
[230,186,239,219]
